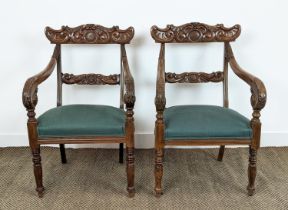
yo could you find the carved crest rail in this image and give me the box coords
[151,22,241,43]
[45,24,134,44]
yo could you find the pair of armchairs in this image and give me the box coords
[22,23,266,198]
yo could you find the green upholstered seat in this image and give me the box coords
[164,105,252,140]
[37,104,125,138]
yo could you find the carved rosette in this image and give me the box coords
[61,73,120,85]
[45,24,134,44]
[151,23,241,43]
[165,71,224,83]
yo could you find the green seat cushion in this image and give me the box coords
[164,105,252,140]
[37,104,125,138]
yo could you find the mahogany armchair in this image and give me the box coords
[22,24,136,197]
[151,23,267,197]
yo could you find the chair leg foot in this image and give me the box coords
[247,146,257,196]
[31,147,45,198]
[155,189,163,198]
[119,143,124,164]
[247,186,255,196]
[127,187,135,198]
[217,145,225,161]
[154,148,164,197]
[36,187,45,198]
[59,144,67,164]
[126,147,135,198]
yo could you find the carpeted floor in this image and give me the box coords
[0,147,288,210]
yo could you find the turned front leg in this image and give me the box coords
[154,116,164,197]
[31,146,44,198]
[125,107,135,198]
[154,147,164,197]
[247,146,257,196]
[126,146,135,197]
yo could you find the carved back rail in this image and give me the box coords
[153,22,241,107]
[61,73,120,85]
[151,22,241,43]
[165,71,224,83]
[45,24,134,44]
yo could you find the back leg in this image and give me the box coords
[217,145,225,161]
[119,143,124,163]
[59,144,67,164]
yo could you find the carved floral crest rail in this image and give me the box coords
[45,24,134,44]
[151,22,241,43]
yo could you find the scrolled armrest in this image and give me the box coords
[22,45,60,111]
[155,44,166,112]
[121,45,135,109]
[226,43,267,111]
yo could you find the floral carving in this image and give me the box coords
[165,71,224,83]
[45,24,134,44]
[61,73,120,85]
[151,23,241,43]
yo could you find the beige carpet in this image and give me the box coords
[0,147,288,210]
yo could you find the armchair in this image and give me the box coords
[151,22,267,197]
[22,24,136,197]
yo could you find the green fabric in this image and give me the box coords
[37,104,125,138]
[164,105,252,140]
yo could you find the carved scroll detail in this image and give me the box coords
[165,71,224,83]
[45,24,134,44]
[61,73,120,85]
[250,80,267,110]
[151,23,241,43]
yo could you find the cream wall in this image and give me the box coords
[0,0,287,147]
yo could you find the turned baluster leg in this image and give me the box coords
[247,109,262,196]
[126,146,135,197]
[247,146,257,196]
[126,108,135,197]
[31,146,44,198]
[26,107,45,198]
[217,145,225,161]
[155,147,164,197]
[154,114,164,197]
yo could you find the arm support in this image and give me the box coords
[22,45,60,111]
[226,43,267,111]
[155,44,166,111]
[121,45,135,109]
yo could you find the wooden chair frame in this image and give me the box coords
[22,24,136,198]
[151,23,267,197]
